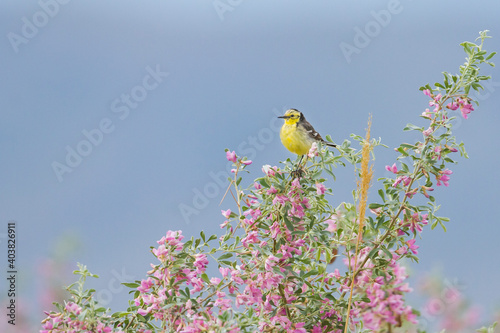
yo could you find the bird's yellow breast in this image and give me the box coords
[280,123,313,156]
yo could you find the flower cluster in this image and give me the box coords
[40,265,120,333]
[40,31,495,333]
[132,230,241,332]
[345,248,417,330]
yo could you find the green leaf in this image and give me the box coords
[400,162,410,173]
[324,167,336,180]
[471,82,483,91]
[368,247,379,259]
[431,220,438,230]
[302,269,319,279]
[443,72,450,87]
[403,123,423,132]
[259,178,270,188]
[380,246,392,259]
[218,253,233,260]
[400,143,416,149]
[439,220,447,232]
[122,282,139,288]
[368,203,384,209]
[461,42,473,56]
[284,216,295,231]
[200,231,206,242]
[485,51,497,61]
[476,321,498,333]
[397,147,409,156]
[378,189,385,201]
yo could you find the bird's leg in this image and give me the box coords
[297,155,304,168]
[292,155,306,178]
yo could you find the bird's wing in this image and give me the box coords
[302,119,336,147]
[301,119,322,139]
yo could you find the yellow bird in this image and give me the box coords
[278,108,336,168]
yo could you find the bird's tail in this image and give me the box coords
[324,141,337,148]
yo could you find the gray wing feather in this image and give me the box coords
[301,119,336,147]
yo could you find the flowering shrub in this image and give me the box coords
[41,31,496,332]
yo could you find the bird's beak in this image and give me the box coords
[278,115,290,119]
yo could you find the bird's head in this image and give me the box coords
[278,109,303,125]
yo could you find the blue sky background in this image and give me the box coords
[1,0,499,331]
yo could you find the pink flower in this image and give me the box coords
[221,209,231,219]
[406,239,419,254]
[214,291,232,311]
[219,267,230,278]
[434,93,442,101]
[292,322,307,333]
[385,163,398,174]
[401,212,428,234]
[393,175,411,188]
[460,100,474,119]
[241,159,252,165]
[226,150,237,162]
[210,277,221,285]
[262,165,276,176]
[157,230,184,249]
[265,255,279,270]
[370,207,382,216]
[193,253,209,272]
[270,222,281,239]
[137,308,149,316]
[152,244,169,261]
[244,208,261,219]
[434,146,442,159]
[315,182,326,195]
[421,186,434,198]
[447,101,459,110]
[312,325,324,333]
[325,218,337,233]
[421,108,433,118]
[423,89,432,97]
[436,169,452,186]
[242,230,259,248]
[308,142,318,158]
[137,278,153,293]
[254,182,262,190]
[396,246,408,255]
[96,323,112,333]
[423,127,433,137]
[267,186,278,195]
[65,302,82,315]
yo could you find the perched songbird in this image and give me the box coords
[278,108,336,156]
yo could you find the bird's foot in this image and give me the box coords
[291,167,306,179]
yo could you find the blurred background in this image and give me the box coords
[1,1,499,331]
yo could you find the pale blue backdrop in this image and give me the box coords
[1,1,499,331]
